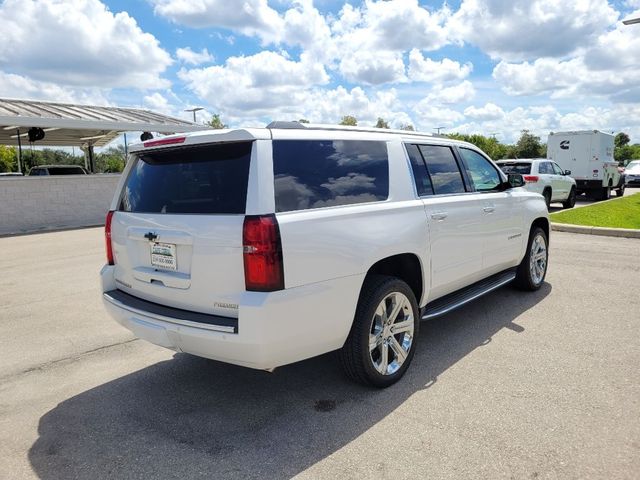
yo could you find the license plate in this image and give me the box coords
[150,242,177,271]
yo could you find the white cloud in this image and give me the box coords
[450,0,618,61]
[424,81,476,105]
[339,51,406,85]
[0,71,110,105]
[493,14,640,103]
[408,50,472,84]
[179,51,329,114]
[463,103,505,121]
[176,47,214,65]
[0,0,171,89]
[151,0,284,43]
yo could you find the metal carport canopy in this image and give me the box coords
[0,97,207,148]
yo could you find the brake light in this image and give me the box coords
[523,175,539,183]
[105,210,115,265]
[143,136,186,148]
[243,214,284,291]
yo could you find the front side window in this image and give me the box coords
[418,145,466,195]
[273,140,389,212]
[552,163,564,175]
[459,148,501,192]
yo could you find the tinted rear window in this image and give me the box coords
[498,163,531,175]
[120,142,252,214]
[273,140,389,212]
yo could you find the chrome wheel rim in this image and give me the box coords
[369,292,414,376]
[529,234,547,285]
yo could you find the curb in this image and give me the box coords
[551,222,640,239]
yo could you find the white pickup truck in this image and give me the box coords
[101,123,549,387]
[547,130,624,199]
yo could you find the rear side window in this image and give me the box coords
[418,145,466,195]
[273,140,389,212]
[498,162,531,175]
[404,144,433,196]
[538,162,553,174]
[120,142,252,214]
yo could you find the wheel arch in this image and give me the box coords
[363,253,425,307]
[531,217,550,246]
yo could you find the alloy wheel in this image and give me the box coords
[369,292,414,375]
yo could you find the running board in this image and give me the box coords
[421,269,517,320]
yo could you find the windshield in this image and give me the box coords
[497,162,531,175]
[626,161,640,172]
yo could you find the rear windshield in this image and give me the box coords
[498,163,531,175]
[120,142,252,214]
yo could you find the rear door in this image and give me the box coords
[110,141,255,317]
[407,143,484,300]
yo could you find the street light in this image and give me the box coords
[622,17,640,25]
[184,107,204,122]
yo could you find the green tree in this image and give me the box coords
[0,145,17,172]
[447,133,510,160]
[96,145,126,173]
[206,113,227,129]
[339,115,357,126]
[298,118,310,124]
[514,130,544,158]
[615,132,630,148]
[375,117,389,129]
[400,124,415,131]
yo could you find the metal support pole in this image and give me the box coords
[123,133,128,157]
[88,144,95,173]
[16,128,22,174]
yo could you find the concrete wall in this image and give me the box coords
[0,174,120,235]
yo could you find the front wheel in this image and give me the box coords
[616,184,625,197]
[340,275,419,388]
[514,227,548,291]
[543,189,551,209]
[562,187,576,209]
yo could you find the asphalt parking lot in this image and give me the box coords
[1,227,639,479]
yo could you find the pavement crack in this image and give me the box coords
[0,338,139,382]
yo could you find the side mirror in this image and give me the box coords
[564,170,571,175]
[508,173,525,188]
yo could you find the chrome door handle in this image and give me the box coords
[430,212,448,220]
[483,206,495,213]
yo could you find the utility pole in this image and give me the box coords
[434,127,445,135]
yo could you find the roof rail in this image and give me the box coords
[266,121,436,138]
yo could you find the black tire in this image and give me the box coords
[543,189,551,209]
[562,187,576,209]
[514,227,548,291]
[616,184,625,197]
[340,275,419,388]
[600,186,611,201]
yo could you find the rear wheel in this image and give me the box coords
[600,186,611,201]
[514,227,548,291]
[616,183,625,197]
[562,187,576,209]
[340,275,419,388]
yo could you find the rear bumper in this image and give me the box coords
[100,265,363,370]
[575,179,603,190]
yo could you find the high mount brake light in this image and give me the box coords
[242,215,284,292]
[105,210,115,265]
[143,137,186,148]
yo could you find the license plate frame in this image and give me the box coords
[150,242,177,271]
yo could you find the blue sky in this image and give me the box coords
[1,0,639,143]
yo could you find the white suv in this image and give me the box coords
[101,123,549,387]
[495,159,577,209]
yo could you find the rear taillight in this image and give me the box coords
[242,214,284,292]
[523,175,539,183]
[105,210,115,265]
